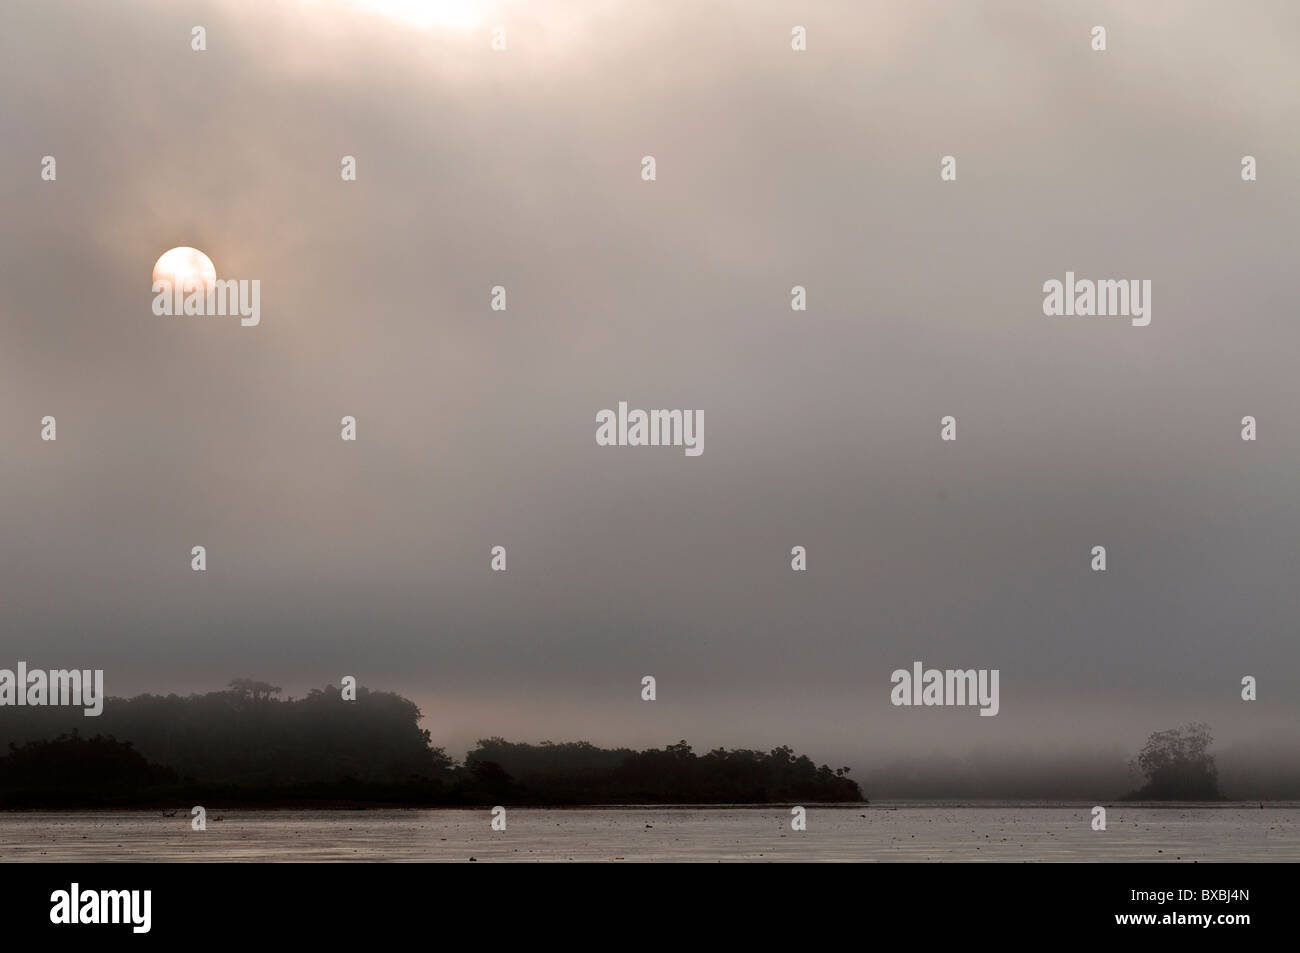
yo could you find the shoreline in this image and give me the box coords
[3,798,1293,812]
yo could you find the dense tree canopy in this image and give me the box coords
[466,738,862,803]
[0,684,863,805]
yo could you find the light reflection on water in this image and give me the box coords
[1,803,1296,862]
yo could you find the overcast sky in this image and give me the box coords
[1,0,1297,769]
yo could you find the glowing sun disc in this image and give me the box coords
[152,246,216,292]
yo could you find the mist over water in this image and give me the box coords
[1,2,1297,789]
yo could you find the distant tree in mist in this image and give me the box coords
[1125,722,1224,801]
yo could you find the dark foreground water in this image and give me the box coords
[2,803,1296,862]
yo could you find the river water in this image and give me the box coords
[2,803,1295,862]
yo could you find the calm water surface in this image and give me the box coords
[1,803,1295,862]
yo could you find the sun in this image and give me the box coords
[152,247,216,293]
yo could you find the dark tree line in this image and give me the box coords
[0,682,863,806]
[466,738,861,803]
[0,733,178,805]
[0,681,450,791]
[0,682,1230,805]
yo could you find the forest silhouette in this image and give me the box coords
[0,681,1274,806]
[0,681,861,807]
